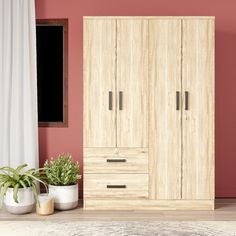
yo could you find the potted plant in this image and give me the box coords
[0,164,47,214]
[44,154,81,210]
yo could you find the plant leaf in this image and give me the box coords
[15,164,28,175]
[31,182,39,206]
[0,182,12,208]
[19,180,27,189]
[0,166,16,173]
[24,173,48,192]
[13,183,20,203]
[22,176,31,187]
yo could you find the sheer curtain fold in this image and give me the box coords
[0,0,38,168]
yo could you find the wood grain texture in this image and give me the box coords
[116,19,148,147]
[84,174,148,199]
[84,148,148,173]
[149,20,182,200]
[83,17,215,210]
[84,16,215,20]
[182,19,215,200]
[84,199,214,210]
[83,19,116,147]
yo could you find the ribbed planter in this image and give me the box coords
[4,187,34,214]
[49,184,78,210]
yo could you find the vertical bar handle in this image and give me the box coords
[109,91,112,110]
[176,91,180,110]
[185,91,189,110]
[119,91,123,110]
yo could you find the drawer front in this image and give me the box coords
[84,148,148,173]
[84,174,148,199]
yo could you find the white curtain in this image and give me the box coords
[0,0,38,168]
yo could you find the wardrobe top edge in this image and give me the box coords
[83,16,215,20]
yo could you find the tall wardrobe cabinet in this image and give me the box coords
[83,17,215,210]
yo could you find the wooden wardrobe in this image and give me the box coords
[83,16,215,210]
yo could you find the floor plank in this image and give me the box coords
[1,199,236,221]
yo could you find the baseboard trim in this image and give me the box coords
[84,199,215,210]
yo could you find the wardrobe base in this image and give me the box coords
[84,199,215,210]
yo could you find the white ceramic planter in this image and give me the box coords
[4,187,34,214]
[49,184,78,210]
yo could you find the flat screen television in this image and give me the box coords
[36,19,68,127]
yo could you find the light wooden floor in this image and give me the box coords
[1,199,236,221]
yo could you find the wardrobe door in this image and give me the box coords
[116,19,148,147]
[182,20,215,199]
[84,19,116,147]
[149,20,182,199]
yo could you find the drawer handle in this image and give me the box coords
[106,159,127,163]
[106,185,127,189]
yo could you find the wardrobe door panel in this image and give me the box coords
[117,19,148,147]
[84,19,116,147]
[182,20,215,199]
[149,20,182,199]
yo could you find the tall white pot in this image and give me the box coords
[4,187,34,214]
[49,184,78,210]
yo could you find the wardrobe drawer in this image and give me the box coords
[84,148,148,173]
[84,174,148,199]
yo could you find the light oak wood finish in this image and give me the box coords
[149,20,182,200]
[83,19,116,147]
[84,199,214,210]
[84,16,215,20]
[84,148,148,173]
[182,19,215,200]
[84,174,148,199]
[116,19,148,147]
[83,16,215,210]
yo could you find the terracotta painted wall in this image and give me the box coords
[36,0,236,197]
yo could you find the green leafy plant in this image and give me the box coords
[0,164,47,208]
[44,154,81,186]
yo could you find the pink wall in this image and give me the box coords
[36,0,236,197]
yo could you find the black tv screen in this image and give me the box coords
[36,24,64,123]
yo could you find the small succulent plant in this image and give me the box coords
[44,154,81,186]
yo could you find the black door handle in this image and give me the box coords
[176,91,180,110]
[119,91,123,110]
[108,91,112,110]
[185,91,189,110]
